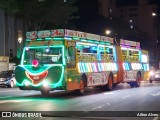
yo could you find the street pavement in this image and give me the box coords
[0,81,160,120]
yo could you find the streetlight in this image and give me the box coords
[18,30,23,43]
[152,12,157,16]
[17,30,23,58]
[152,12,158,68]
[105,29,118,44]
[105,30,111,35]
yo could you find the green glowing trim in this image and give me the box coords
[73,37,80,40]
[26,39,31,41]
[53,38,64,40]
[16,65,65,88]
[19,64,62,75]
[64,37,72,40]
[37,38,42,41]
[84,45,90,48]
[26,37,64,41]
[88,40,94,43]
[105,42,111,45]
[80,39,87,42]
[94,41,99,44]
[45,38,52,40]
[99,42,106,44]
[16,79,45,86]
[21,45,65,65]
[24,66,46,74]
[21,48,26,65]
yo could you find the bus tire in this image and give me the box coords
[19,86,25,90]
[135,72,141,87]
[78,79,85,95]
[106,73,113,91]
[113,83,117,87]
[75,74,87,95]
[41,89,50,97]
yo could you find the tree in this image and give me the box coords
[0,0,19,15]
[17,0,78,30]
[0,0,78,30]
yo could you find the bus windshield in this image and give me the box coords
[23,47,63,65]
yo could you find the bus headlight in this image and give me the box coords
[24,81,30,86]
[43,81,49,87]
[155,74,159,78]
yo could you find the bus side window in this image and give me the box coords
[67,47,76,68]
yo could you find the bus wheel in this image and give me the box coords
[129,82,134,88]
[149,80,153,83]
[41,89,50,97]
[107,75,113,91]
[113,83,117,87]
[135,73,141,87]
[77,80,85,95]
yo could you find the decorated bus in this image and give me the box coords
[15,29,150,96]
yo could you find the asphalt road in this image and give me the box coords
[0,81,160,120]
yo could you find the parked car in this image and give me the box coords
[149,70,160,83]
[0,70,16,88]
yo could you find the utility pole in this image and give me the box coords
[152,12,158,68]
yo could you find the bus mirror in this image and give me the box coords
[66,56,70,63]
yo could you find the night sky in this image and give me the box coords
[116,0,138,7]
[73,0,160,51]
[74,0,99,28]
[74,0,160,35]
[76,0,160,22]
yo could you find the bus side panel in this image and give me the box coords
[66,70,81,91]
[86,72,109,87]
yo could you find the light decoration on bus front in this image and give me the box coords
[32,60,39,67]
[21,45,65,66]
[25,70,48,84]
[16,64,65,88]
[26,47,29,51]
[77,62,118,73]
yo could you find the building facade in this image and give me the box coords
[0,9,24,59]
[98,0,159,67]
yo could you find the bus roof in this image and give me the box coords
[26,29,140,48]
[26,29,114,44]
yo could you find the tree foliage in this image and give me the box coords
[17,0,78,30]
[0,0,78,30]
[0,0,19,15]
